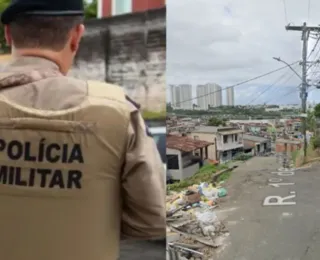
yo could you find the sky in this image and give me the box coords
[166,0,320,105]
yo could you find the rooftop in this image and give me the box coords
[192,126,243,134]
[166,134,213,152]
[243,134,269,142]
[276,139,302,144]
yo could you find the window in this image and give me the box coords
[152,133,166,163]
[235,134,238,142]
[167,155,179,170]
[223,135,228,143]
[112,0,132,16]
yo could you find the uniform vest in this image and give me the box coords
[0,80,130,260]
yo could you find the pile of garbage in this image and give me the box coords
[166,183,229,259]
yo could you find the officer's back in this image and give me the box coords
[0,1,166,259]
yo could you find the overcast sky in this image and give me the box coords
[167,0,320,105]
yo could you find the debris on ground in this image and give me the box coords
[166,182,230,259]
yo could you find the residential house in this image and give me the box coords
[242,134,271,155]
[166,135,213,180]
[190,126,244,163]
[97,0,165,18]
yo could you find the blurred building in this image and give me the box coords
[196,83,222,110]
[98,0,166,17]
[170,84,192,110]
[226,86,235,106]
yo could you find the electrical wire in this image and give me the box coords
[172,61,300,107]
[282,0,288,24]
[245,65,299,106]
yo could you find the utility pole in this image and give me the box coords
[286,22,320,162]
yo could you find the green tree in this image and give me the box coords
[84,0,97,19]
[207,117,226,127]
[0,0,97,53]
[314,103,320,118]
[166,103,173,112]
[307,110,316,132]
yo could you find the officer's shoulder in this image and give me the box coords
[125,95,141,110]
[70,79,126,102]
[86,80,124,94]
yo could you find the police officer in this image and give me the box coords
[0,1,166,259]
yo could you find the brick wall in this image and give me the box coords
[275,142,302,153]
[69,7,166,111]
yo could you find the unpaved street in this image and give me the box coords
[214,156,320,260]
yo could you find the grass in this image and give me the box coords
[167,164,231,192]
[216,170,232,183]
[294,145,319,167]
[291,150,300,165]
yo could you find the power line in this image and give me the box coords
[307,35,320,60]
[266,84,301,105]
[173,61,299,106]
[245,65,299,106]
[282,0,288,24]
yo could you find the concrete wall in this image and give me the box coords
[217,133,243,151]
[69,7,166,111]
[189,132,217,161]
[166,148,200,181]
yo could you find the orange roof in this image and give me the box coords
[166,134,213,152]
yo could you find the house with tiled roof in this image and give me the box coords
[166,134,213,180]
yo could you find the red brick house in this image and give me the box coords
[97,0,165,18]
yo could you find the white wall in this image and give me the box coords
[167,148,182,180]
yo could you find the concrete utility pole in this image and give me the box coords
[285,22,320,162]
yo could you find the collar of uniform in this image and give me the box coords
[7,55,60,72]
[0,56,62,91]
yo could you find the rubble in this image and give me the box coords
[166,182,229,259]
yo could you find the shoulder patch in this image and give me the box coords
[125,95,141,110]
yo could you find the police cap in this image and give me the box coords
[1,0,84,25]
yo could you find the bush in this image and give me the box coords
[234,153,252,161]
[312,137,320,149]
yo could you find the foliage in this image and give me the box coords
[216,170,232,183]
[307,110,316,132]
[314,103,320,118]
[166,103,173,113]
[312,136,320,150]
[0,0,97,53]
[233,153,252,161]
[167,164,229,192]
[207,117,227,127]
[169,105,299,120]
[84,0,97,19]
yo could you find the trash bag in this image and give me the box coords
[202,187,219,201]
[195,211,218,236]
[195,211,218,226]
[218,188,227,197]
